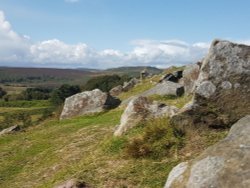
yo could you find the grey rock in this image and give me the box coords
[165,115,250,188]
[164,162,188,188]
[114,96,178,136]
[60,89,121,120]
[109,85,123,96]
[181,63,200,95]
[171,40,250,128]
[0,125,20,136]
[195,81,216,98]
[122,78,139,92]
[141,81,184,97]
[54,179,88,188]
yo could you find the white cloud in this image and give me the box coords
[64,0,80,3]
[0,11,30,62]
[1,10,249,69]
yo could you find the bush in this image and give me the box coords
[125,117,185,159]
[50,84,81,106]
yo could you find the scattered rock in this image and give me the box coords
[142,81,184,97]
[164,115,250,188]
[60,89,121,120]
[114,96,178,136]
[0,125,20,136]
[122,78,139,92]
[109,85,123,96]
[54,179,88,188]
[180,63,200,95]
[171,40,250,129]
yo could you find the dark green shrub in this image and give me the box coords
[22,87,52,100]
[50,84,80,106]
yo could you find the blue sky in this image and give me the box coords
[0,0,250,68]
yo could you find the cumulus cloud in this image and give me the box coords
[0,11,30,62]
[2,10,249,69]
[0,10,210,68]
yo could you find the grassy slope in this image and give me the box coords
[1,109,178,188]
[0,108,227,188]
[0,68,228,188]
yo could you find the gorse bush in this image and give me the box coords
[125,117,185,159]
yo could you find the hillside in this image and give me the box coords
[0,97,226,188]
[0,72,227,188]
[0,66,162,89]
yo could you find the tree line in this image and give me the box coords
[0,74,131,106]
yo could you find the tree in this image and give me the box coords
[50,84,80,106]
[22,87,52,100]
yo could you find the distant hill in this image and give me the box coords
[0,67,99,88]
[0,66,162,88]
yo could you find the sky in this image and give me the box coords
[0,0,250,69]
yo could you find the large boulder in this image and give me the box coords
[164,115,250,188]
[0,125,20,136]
[171,40,250,129]
[141,81,184,97]
[109,85,123,96]
[60,89,121,120]
[114,96,178,136]
[122,78,139,92]
[180,63,201,95]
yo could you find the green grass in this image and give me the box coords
[148,94,193,108]
[0,105,229,188]
[0,100,51,108]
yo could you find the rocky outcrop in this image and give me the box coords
[164,115,250,188]
[54,179,88,188]
[109,85,123,96]
[141,81,184,97]
[180,63,200,95]
[0,125,20,136]
[114,96,178,136]
[60,89,121,120]
[171,40,250,129]
[122,78,139,92]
